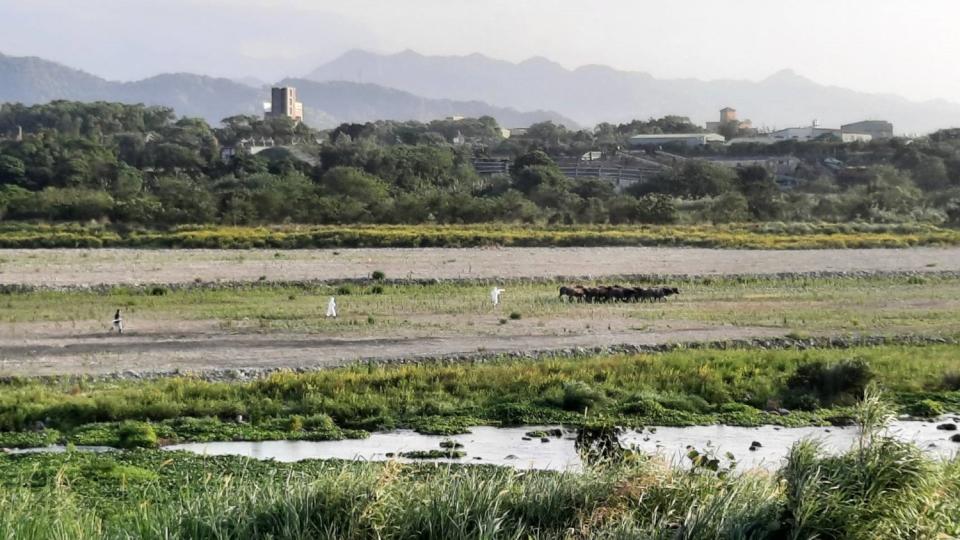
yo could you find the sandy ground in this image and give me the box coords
[0,318,785,377]
[1,247,958,287]
[1,246,957,377]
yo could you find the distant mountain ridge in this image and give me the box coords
[0,52,572,128]
[307,49,960,134]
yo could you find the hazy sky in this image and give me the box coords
[2,0,959,103]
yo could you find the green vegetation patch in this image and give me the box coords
[0,392,958,538]
[2,344,960,447]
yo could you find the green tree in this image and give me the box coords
[0,155,26,185]
[912,155,950,191]
[737,165,782,220]
[154,176,217,224]
[707,191,750,223]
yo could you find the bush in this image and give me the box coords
[335,285,352,295]
[509,311,522,320]
[907,399,945,418]
[942,372,960,391]
[369,285,384,295]
[655,393,713,413]
[371,270,386,280]
[149,286,167,296]
[620,397,666,416]
[718,402,757,414]
[116,421,158,449]
[785,359,874,408]
[558,381,605,412]
[301,413,336,431]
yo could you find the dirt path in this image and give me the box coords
[0,323,785,377]
[1,247,958,287]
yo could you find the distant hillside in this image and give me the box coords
[279,78,574,128]
[0,52,572,128]
[0,52,113,102]
[308,49,960,134]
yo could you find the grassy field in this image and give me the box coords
[1,222,959,249]
[2,343,959,447]
[1,393,958,539]
[4,275,960,337]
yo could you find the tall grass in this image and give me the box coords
[779,386,960,539]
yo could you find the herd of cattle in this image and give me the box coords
[558,284,680,303]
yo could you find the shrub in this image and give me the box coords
[287,415,304,433]
[301,413,336,431]
[559,381,605,412]
[907,399,945,418]
[335,285,352,295]
[116,420,158,449]
[655,393,713,413]
[509,312,522,320]
[785,358,874,408]
[149,286,167,296]
[718,402,757,414]
[620,397,666,416]
[369,285,384,295]
[942,372,960,391]
[371,270,386,280]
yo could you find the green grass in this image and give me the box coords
[0,392,958,539]
[4,275,960,338]
[2,344,959,445]
[1,221,959,249]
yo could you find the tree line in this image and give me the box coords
[0,101,958,226]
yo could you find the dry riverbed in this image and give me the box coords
[1,246,959,286]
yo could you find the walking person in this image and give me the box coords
[326,296,337,318]
[111,309,123,334]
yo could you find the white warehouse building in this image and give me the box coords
[628,133,726,148]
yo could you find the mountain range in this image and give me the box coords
[308,49,960,134]
[0,53,572,129]
[4,49,960,134]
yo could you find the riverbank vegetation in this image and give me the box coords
[2,344,958,447]
[2,222,959,249]
[1,392,958,538]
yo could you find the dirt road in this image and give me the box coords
[1,247,958,287]
[0,322,785,377]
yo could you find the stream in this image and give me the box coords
[163,418,960,471]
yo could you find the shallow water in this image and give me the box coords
[165,419,960,471]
